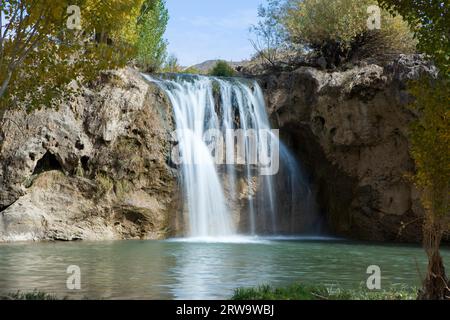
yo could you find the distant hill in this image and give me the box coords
[186,60,247,74]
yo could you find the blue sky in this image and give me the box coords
[165,0,265,67]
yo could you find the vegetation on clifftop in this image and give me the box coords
[209,60,237,77]
[250,0,416,69]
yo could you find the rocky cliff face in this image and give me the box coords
[0,68,180,242]
[261,54,440,242]
[0,55,442,243]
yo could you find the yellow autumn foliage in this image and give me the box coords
[409,78,450,219]
[0,0,144,111]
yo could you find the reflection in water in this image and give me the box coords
[0,240,448,299]
[169,242,280,299]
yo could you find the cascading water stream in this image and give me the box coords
[143,74,317,239]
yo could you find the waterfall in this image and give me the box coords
[143,74,317,239]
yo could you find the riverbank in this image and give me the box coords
[232,284,418,300]
[2,285,418,300]
[1,290,60,300]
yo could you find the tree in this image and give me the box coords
[135,0,168,72]
[378,0,449,77]
[250,0,291,68]
[0,0,143,112]
[283,0,416,66]
[409,79,450,300]
[209,60,236,77]
[377,0,450,300]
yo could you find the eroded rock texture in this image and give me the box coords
[0,69,180,242]
[262,54,440,242]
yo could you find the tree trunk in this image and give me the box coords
[418,221,450,300]
[0,71,12,100]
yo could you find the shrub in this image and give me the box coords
[283,0,416,65]
[209,61,236,77]
[162,54,183,73]
[183,67,203,75]
[95,173,114,196]
[114,179,132,200]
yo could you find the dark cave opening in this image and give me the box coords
[32,151,63,175]
[279,123,356,236]
[81,156,90,172]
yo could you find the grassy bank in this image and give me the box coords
[232,284,418,300]
[0,290,60,300]
[1,285,418,300]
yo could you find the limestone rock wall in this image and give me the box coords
[261,55,440,242]
[0,68,180,242]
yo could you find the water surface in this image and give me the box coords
[0,238,448,299]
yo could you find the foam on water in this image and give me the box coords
[166,236,271,244]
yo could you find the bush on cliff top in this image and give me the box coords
[284,0,416,65]
[209,61,236,77]
[252,0,416,68]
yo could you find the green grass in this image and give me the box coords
[232,284,418,300]
[1,285,418,300]
[1,290,61,300]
